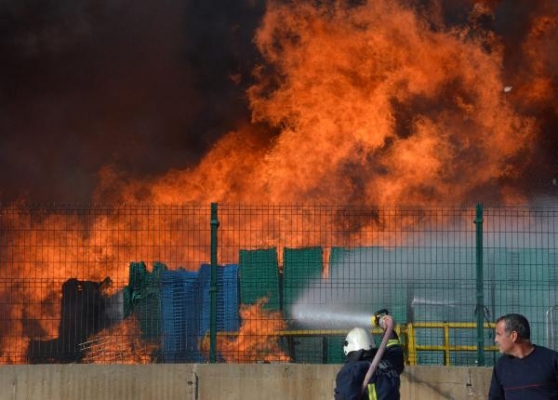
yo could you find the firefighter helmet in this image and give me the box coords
[343,327,375,355]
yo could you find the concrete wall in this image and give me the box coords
[0,364,493,400]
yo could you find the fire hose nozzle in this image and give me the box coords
[372,308,389,327]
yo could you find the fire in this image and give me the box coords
[201,298,291,363]
[84,0,552,273]
[100,0,542,207]
[3,0,558,364]
[81,317,158,364]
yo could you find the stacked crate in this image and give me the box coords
[160,269,201,362]
[160,264,240,362]
[238,248,281,311]
[124,261,166,339]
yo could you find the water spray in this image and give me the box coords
[291,303,374,329]
[360,308,394,399]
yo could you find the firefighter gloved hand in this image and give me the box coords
[379,315,394,330]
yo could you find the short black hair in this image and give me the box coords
[496,313,531,340]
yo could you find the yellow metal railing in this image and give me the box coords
[271,323,498,365]
[215,322,499,365]
[400,322,498,365]
[281,322,499,365]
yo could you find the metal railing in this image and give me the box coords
[404,322,498,366]
[214,322,499,366]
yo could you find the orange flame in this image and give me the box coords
[100,1,537,207]
[201,298,291,363]
[81,317,158,364]
[4,0,558,363]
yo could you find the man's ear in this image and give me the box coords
[510,331,519,343]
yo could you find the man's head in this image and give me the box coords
[494,313,531,355]
[343,327,375,356]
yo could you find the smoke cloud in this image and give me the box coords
[0,0,263,203]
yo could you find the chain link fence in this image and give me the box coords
[1,204,557,366]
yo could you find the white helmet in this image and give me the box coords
[343,327,375,355]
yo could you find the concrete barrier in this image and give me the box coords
[0,364,493,400]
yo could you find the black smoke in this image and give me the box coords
[0,0,264,203]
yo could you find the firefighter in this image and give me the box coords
[334,315,404,400]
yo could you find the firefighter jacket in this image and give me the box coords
[334,332,404,400]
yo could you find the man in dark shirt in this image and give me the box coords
[489,313,558,400]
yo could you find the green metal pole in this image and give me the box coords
[210,203,220,363]
[475,203,485,366]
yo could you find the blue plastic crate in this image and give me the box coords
[198,264,239,335]
[160,269,203,362]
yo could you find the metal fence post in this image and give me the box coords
[475,203,485,366]
[210,203,220,363]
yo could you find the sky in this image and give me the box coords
[1,0,557,205]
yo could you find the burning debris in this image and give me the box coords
[200,298,291,363]
[80,317,159,364]
[27,278,113,363]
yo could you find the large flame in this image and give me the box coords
[98,0,547,207]
[3,0,558,363]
